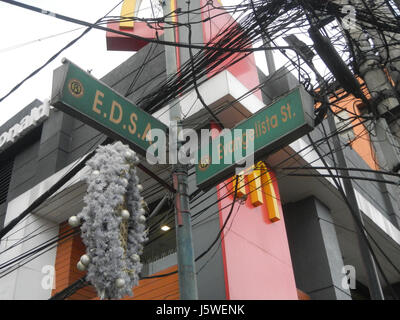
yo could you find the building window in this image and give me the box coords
[334,110,355,142]
[0,157,14,205]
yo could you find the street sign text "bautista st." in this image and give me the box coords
[196,86,315,189]
[51,59,168,156]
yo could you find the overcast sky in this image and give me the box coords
[0,0,272,126]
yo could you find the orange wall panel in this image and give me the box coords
[329,80,378,170]
[52,220,179,300]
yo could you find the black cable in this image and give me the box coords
[0,0,293,54]
[2,117,376,282]
[3,0,400,298]
[0,0,125,103]
[49,177,239,298]
[196,203,242,275]
[49,277,88,300]
[0,136,113,241]
[281,172,400,186]
[187,21,224,129]
[44,127,400,297]
[0,133,107,242]
[124,42,157,97]
[195,175,238,262]
[0,228,80,276]
[8,98,356,284]
[144,120,376,279]
[307,133,399,300]
[279,165,400,178]
[189,118,372,210]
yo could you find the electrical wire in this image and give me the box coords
[2,0,400,299]
[0,0,125,103]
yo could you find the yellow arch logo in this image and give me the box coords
[232,161,281,222]
[120,0,223,29]
[120,0,142,29]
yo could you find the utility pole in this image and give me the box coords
[339,0,400,228]
[308,26,385,299]
[162,0,198,300]
[324,103,385,300]
[366,0,400,95]
[285,18,386,297]
[262,37,276,75]
[313,61,384,301]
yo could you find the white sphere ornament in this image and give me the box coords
[92,170,100,176]
[125,151,134,160]
[68,216,80,227]
[138,208,146,216]
[131,254,140,262]
[115,278,125,288]
[137,184,143,192]
[138,215,146,224]
[80,254,90,266]
[121,209,130,220]
[77,261,86,271]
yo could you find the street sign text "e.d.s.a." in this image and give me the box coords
[51,59,168,156]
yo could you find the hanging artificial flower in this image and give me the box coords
[69,141,148,299]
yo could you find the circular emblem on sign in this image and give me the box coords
[198,155,211,171]
[68,79,84,98]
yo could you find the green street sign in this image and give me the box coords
[51,59,168,156]
[196,86,315,189]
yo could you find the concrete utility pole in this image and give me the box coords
[162,0,198,300]
[324,105,385,300]
[339,0,400,228]
[262,37,276,75]
[290,33,385,299]
[366,0,400,95]
[286,2,387,296]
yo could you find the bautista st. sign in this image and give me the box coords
[196,86,315,189]
[51,59,168,156]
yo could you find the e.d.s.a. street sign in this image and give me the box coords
[51,59,168,156]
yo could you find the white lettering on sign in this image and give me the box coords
[0,99,50,151]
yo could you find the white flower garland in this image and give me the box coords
[69,142,148,300]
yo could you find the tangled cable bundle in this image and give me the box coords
[68,142,148,300]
